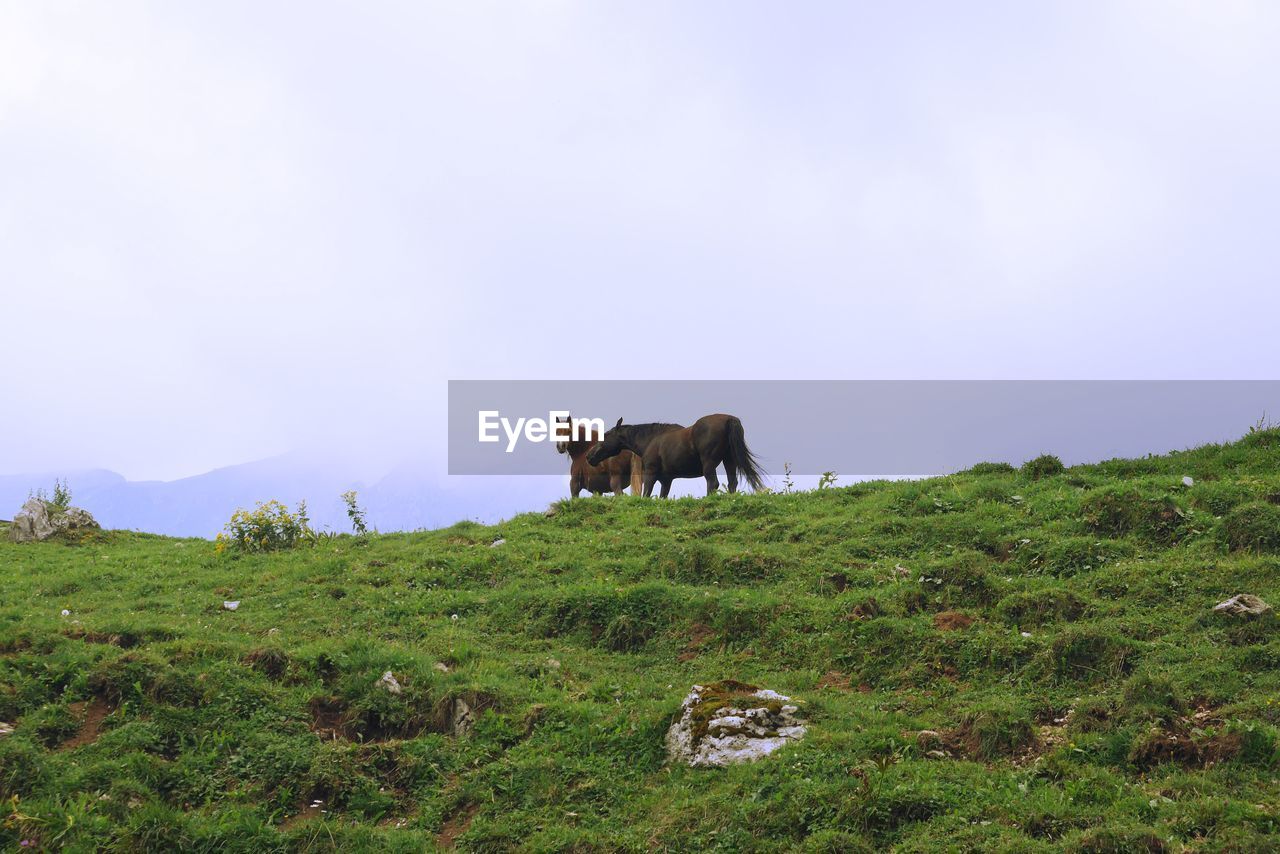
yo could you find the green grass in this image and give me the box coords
[3,430,1280,850]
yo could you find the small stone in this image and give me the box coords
[61,609,71,617]
[490,538,506,548]
[1213,594,1272,618]
[433,662,451,673]
[0,722,13,737]
[916,729,943,750]
[1182,476,1195,487]
[377,671,403,694]
[450,697,475,736]
[223,601,240,611]
[1021,631,1033,638]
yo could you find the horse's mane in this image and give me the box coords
[624,422,684,443]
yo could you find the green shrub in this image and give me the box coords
[1223,502,1280,552]
[965,462,1016,476]
[1022,455,1066,480]
[220,500,313,552]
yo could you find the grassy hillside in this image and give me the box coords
[3,431,1280,851]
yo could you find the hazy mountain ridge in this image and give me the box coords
[0,457,566,537]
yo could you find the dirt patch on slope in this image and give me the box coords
[933,611,974,631]
[437,803,479,849]
[60,698,112,750]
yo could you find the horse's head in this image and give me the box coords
[554,414,572,455]
[587,417,628,466]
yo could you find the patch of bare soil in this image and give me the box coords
[61,698,112,750]
[933,611,974,631]
[308,695,350,741]
[677,623,716,662]
[1129,707,1240,770]
[62,628,138,648]
[816,670,852,691]
[280,804,325,830]
[846,598,882,621]
[437,803,479,849]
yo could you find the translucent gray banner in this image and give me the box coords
[447,380,1280,476]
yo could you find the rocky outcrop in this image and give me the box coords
[666,681,806,768]
[8,498,100,543]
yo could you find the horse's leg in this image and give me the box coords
[643,471,658,497]
[610,473,624,495]
[659,479,672,498]
[724,461,738,494]
[703,459,720,495]
[630,458,643,495]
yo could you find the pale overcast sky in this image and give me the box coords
[2,1,1278,480]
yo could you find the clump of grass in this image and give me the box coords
[917,551,998,608]
[996,589,1088,627]
[656,541,723,583]
[244,647,290,679]
[1043,625,1138,682]
[946,699,1035,760]
[1120,671,1184,723]
[1016,536,1132,577]
[23,702,81,748]
[1080,488,1193,544]
[1067,824,1168,853]
[1022,455,1066,480]
[1223,502,1280,552]
[602,613,655,652]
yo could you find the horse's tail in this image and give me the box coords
[725,416,766,491]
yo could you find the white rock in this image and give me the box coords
[665,683,806,768]
[377,671,403,694]
[9,498,54,543]
[490,538,506,548]
[223,601,240,611]
[61,609,71,617]
[1182,476,1195,487]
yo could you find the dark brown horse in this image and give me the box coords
[555,415,641,497]
[587,413,764,497]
